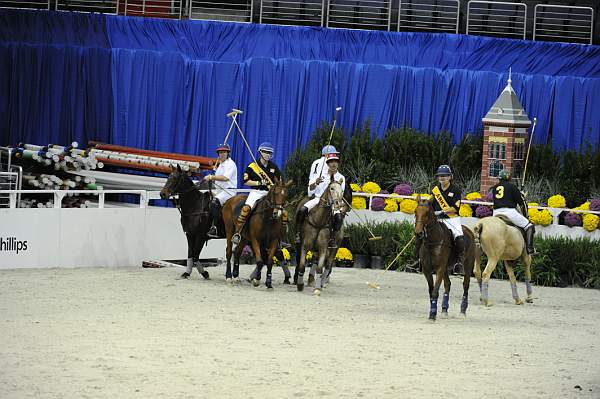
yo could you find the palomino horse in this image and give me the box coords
[160,165,212,280]
[294,180,346,295]
[414,197,478,320]
[222,178,293,288]
[473,216,533,306]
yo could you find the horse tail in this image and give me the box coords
[473,222,483,249]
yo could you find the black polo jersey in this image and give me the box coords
[243,160,282,191]
[490,181,525,210]
[431,183,461,218]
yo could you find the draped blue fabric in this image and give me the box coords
[1,9,599,175]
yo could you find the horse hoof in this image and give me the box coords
[179,272,190,279]
[233,277,240,283]
[201,271,210,280]
[283,278,291,285]
[526,296,533,303]
[252,279,260,287]
[314,289,321,296]
[515,298,524,305]
[226,278,233,284]
[266,283,273,289]
[297,284,304,292]
[484,300,493,307]
[293,278,298,285]
[428,315,436,321]
[441,311,448,319]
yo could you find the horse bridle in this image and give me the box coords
[415,203,437,240]
[166,172,208,217]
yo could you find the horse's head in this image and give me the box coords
[415,195,435,238]
[160,164,194,199]
[267,178,294,219]
[322,180,345,213]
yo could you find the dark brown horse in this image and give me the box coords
[160,164,212,280]
[222,178,293,288]
[414,197,478,320]
[294,181,346,295]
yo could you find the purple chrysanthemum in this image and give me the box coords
[564,212,582,227]
[393,184,413,196]
[476,205,493,218]
[590,198,600,212]
[371,197,385,211]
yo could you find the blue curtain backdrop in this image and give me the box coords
[1,9,600,174]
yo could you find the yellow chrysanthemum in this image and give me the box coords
[384,198,398,212]
[459,203,473,217]
[281,248,291,261]
[529,209,553,226]
[306,251,313,261]
[465,192,482,201]
[411,193,431,200]
[574,202,590,212]
[547,194,566,208]
[335,247,353,261]
[400,199,418,214]
[351,196,367,210]
[361,181,381,194]
[583,214,599,232]
[350,183,361,192]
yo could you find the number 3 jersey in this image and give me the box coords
[490,181,525,209]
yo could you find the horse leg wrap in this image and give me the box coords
[442,293,449,312]
[266,272,273,288]
[186,258,194,275]
[525,279,533,296]
[429,299,438,319]
[482,281,489,302]
[511,282,519,300]
[460,294,468,314]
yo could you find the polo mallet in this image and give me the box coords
[521,116,537,188]
[231,117,263,176]
[316,107,343,182]
[207,109,244,196]
[341,197,382,241]
[366,235,415,289]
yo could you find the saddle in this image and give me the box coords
[496,214,527,238]
[437,221,471,250]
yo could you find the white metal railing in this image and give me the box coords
[467,0,527,40]
[0,189,149,209]
[189,0,253,23]
[55,0,119,13]
[125,0,182,19]
[0,172,20,208]
[327,0,392,31]
[0,0,49,9]
[351,191,600,227]
[260,0,325,27]
[398,0,459,34]
[534,4,594,45]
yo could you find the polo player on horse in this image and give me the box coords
[204,143,238,238]
[296,146,346,248]
[414,165,466,272]
[490,169,536,254]
[231,141,289,250]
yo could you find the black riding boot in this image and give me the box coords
[525,225,536,255]
[295,206,309,244]
[207,199,221,238]
[453,236,466,275]
[328,213,343,248]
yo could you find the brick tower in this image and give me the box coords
[480,71,531,194]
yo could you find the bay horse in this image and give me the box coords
[160,164,212,280]
[222,178,293,288]
[414,197,478,320]
[473,217,533,306]
[294,180,346,295]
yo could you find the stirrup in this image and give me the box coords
[231,233,241,245]
[207,226,219,238]
[328,238,338,249]
[280,241,292,249]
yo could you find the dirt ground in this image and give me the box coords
[1,265,599,399]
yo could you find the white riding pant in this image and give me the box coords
[493,207,532,229]
[215,189,235,206]
[441,217,463,239]
[245,190,268,209]
[304,196,342,214]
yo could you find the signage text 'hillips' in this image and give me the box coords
[0,237,28,254]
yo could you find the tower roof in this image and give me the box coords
[482,69,531,127]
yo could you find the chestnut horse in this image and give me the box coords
[222,179,293,288]
[414,197,478,320]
